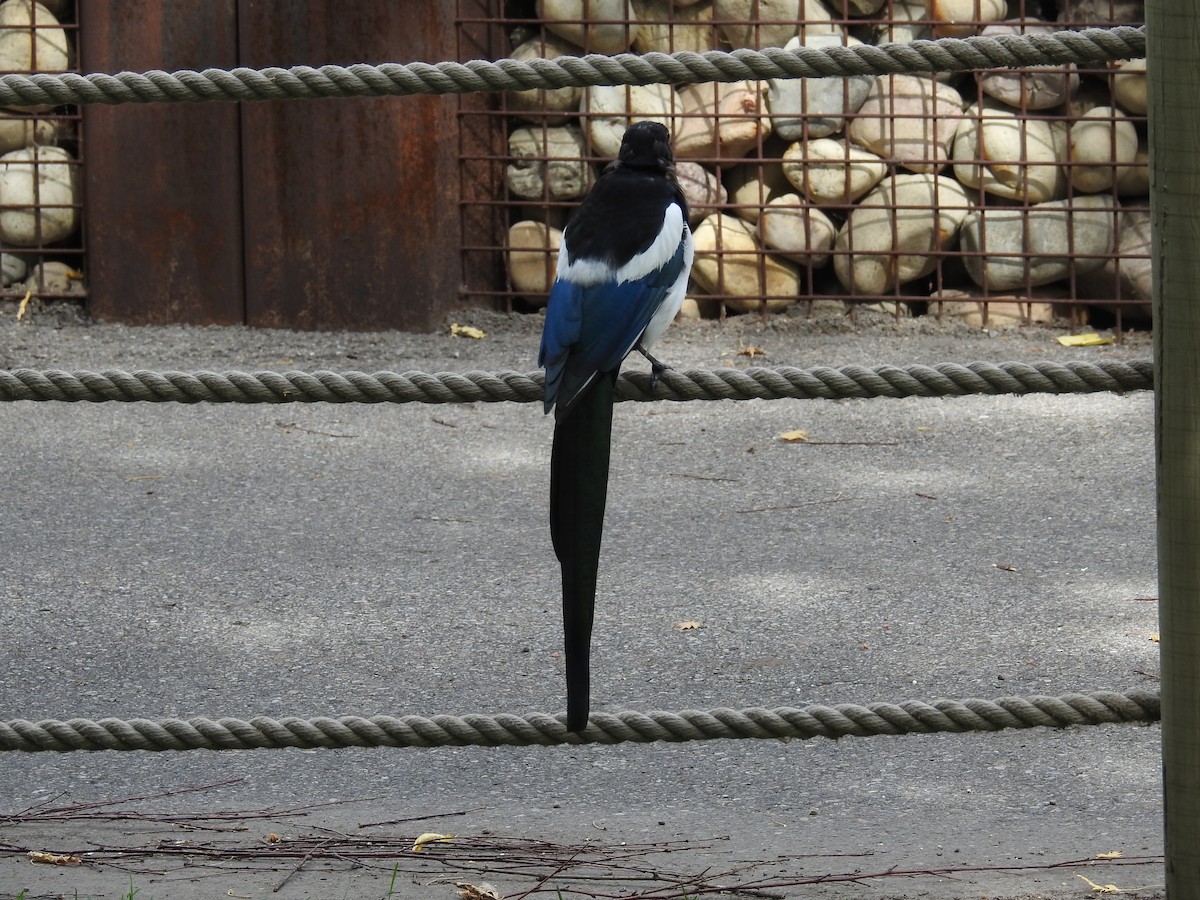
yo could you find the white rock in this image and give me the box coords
[783,138,887,204]
[0,144,76,245]
[505,35,583,124]
[1113,59,1147,115]
[0,114,56,153]
[1115,137,1149,196]
[1076,206,1151,305]
[674,81,770,162]
[757,194,836,266]
[833,174,970,295]
[952,103,1066,203]
[691,213,800,311]
[1069,106,1139,193]
[723,157,792,224]
[1,251,25,285]
[507,221,562,303]
[0,0,68,112]
[676,161,726,226]
[977,20,1079,110]
[959,195,1116,290]
[506,126,589,200]
[872,0,931,42]
[583,83,677,159]
[632,0,716,54]
[929,287,1068,327]
[848,75,964,174]
[538,0,636,53]
[768,34,873,141]
[24,259,80,294]
[929,0,1006,36]
[713,0,836,48]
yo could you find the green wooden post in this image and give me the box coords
[1149,1,1200,896]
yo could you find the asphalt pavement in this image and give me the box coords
[0,308,1162,899]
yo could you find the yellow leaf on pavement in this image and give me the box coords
[450,323,486,339]
[412,832,454,852]
[777,429,809,442]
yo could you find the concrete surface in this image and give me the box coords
[0,308,1162,899]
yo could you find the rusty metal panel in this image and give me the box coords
[237,2,464,331]
[81,1,243,325]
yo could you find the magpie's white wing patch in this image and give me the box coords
[558,203,686,288]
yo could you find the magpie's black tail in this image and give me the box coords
[549,371,617,732]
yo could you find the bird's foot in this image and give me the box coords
[636,343,672,391]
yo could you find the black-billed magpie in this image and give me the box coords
[538,121,693,732]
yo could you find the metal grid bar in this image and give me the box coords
[0,0,84,307]
[457,0,1149,332]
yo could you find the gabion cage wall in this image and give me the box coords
[0,0,83,307]
[457,0,1149,330]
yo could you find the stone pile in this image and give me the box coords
[503,0,1149,325]
[0,0,82,298]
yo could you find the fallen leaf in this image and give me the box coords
[777,429,809,443]
[1076,874,1123,893]
[456,883,502,899]
[450,323,486,339]
[1057,333,1113,347]
[28,850,83,866]
[1095,851,1124,860]
[1151,633,1160,643]
[737,344,767,359]
[15,288,31,321]
[676,621,702,631]
[412,832,454,852]
[265,833,281,843]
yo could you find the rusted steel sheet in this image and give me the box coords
[238,2,464,331]
[81,2,244,325]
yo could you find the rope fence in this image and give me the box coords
[0,25,1156,752]
[0,25,1144,108]
[0,689,1159,752]
[0,359,1154,404]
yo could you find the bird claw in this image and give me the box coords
[636,344,672,392]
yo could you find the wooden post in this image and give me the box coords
[1148,1,1200,896]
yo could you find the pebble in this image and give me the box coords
[847,75,965,174]
[538,0,636,53]
[0,144,76,245]
[959,195,1116,290]
[24,259,82,295]
[833,174,970,295]
[783,138,887,204]
[674,81,770,162]
[676,162,726,225]
[929,0,1006,36]
[583,83,676,159]
[1112,59,1147,115]
[505,35,583,123]
[1069,106,1139,193]
[0,115,56,154]
[506,221,562,302]
[1076,206,1151,307]
[691,213,800,311]
[767,34,873,141]
[507,126,589,200]
[757,194,837,266]
[724,156,792,224]
[951,103,1066,203]
[977,20,1078,110]
[632,0,716,53]
[1,251,25,285]
[713,0,836,48]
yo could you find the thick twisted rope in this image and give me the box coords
[0,26,1144,108]
[0,359,1153,404]
[0,690,1158,752]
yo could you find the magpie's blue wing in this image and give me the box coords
[539,237,688,419]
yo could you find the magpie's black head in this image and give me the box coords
[616,121,674,172]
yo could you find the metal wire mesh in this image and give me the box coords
[0,0,84,309]
[456,0,1149,332]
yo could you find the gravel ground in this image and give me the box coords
[0,302,1161,900]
